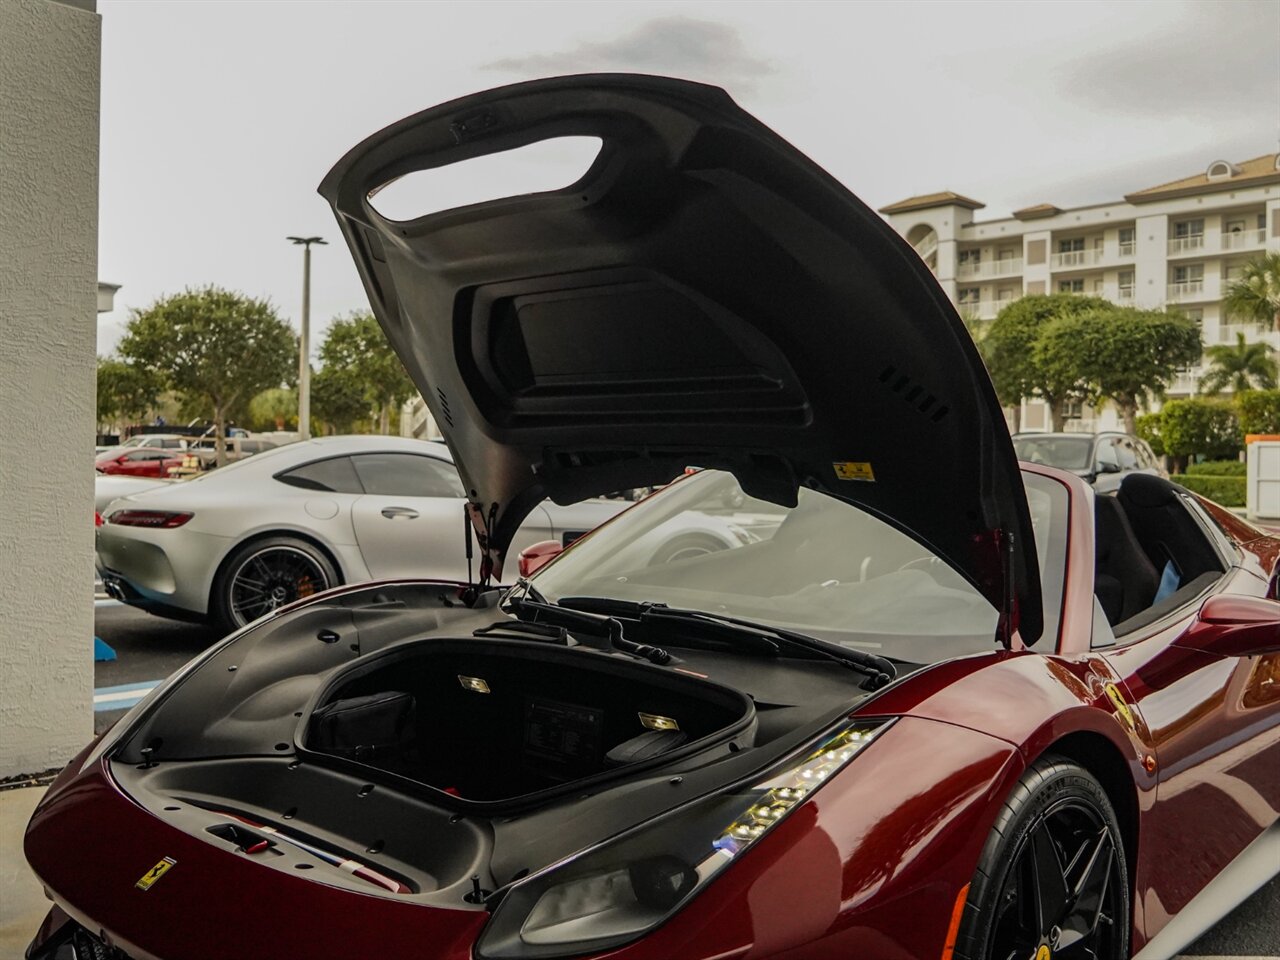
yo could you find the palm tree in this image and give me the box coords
[1223,251,1280,332]
[1199,332,1278,395]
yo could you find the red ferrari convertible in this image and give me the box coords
[26,76,1280,960]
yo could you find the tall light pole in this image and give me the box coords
[287,236,326,440]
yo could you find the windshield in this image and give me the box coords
[1012,436,1094,471]
[533,470,1066,662]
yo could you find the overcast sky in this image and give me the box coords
[95,0,1280,355]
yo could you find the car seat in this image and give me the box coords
[1093,494,1160,625]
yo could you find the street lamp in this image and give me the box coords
[287,235,327,440]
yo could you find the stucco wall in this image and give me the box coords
[0,0,100,777]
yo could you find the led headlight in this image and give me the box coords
[477,718,892,959]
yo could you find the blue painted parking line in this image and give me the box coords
[93,679,162,712]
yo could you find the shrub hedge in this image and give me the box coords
[1236,389,1280,436]
[1185,459,1247,477]
[1171,474,1246,506]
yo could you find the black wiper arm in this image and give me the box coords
[508,577,550,605]
[503,596,674,665]
[558,596,896,690]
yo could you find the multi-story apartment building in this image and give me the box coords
[880,153,1280,431]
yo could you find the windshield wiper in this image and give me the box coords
[556,597,896,691]
[503,596,675,666]
[509,577,550,605]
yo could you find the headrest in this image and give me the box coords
[1118,473,1180,509]
[1093,495,1127,562]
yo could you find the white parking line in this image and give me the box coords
[93,680,160,712]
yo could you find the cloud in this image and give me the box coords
[484,17,776,92]
[1053,1,1279,123]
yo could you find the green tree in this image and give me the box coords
[248,387,298,432]
[119,286,297,465]
[312,366,371,434]
[1198,333,1277,395]
[1135,412,1165,457]
[1222,251,1280,332]
[1235,389,1280,435]
[96,357,161,433]
[1150,397,1241,468]
[315,311,417,434]
[1035,305,1202,434]
[983,294,1110,430]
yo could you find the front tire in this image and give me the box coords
[953,755,1130,960]
[210,536,338,635]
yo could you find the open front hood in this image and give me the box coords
[319,75,1043,643]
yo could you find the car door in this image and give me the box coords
[349,453,560,581]
[1097,502,1280,925]
[349,452,473,580]
[1091,436,1125,492]
[120,450,172,476]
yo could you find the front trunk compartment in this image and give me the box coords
[99,581,891,911]
[300,638,756,807]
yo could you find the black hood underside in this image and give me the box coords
[319,74,1042,643]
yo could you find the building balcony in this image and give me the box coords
[1219,227,1268,253]
[1217,323,1257,344]
[1166,280,1209,302]
[1167,370,1202,395]
[1168,235,1206,256]
[1050,248,1104,269]
[913,233,938,262]
[1118,241,1136,258]
[956,300,1009,320]
[955,257,1024,280]
[1117,286,1135,302]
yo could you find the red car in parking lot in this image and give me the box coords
[94,447,188,478]
[26,76,1280,960]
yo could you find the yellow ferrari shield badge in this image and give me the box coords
[135,856,176,891]
[1104,683,1136,732]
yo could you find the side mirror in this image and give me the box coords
[518,540,564,579]
[1174,594,1280,658]
[1095,461,1122,475]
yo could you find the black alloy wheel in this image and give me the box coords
[954,756,1129,960]
[212,536,338,633]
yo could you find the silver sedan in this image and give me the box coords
[96,435,626,633]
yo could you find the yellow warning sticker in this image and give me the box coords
[135,856,176,891]
[833,461,875,482]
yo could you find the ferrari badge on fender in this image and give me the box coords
[135,856,176,891]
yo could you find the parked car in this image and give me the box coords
[96,435,631,633]
[188,434,282,465]
[94,474,168,514]
[1012,431,1165,491]
[121,433,197,452]
[29,76,1280,960]
[93,446,188,478]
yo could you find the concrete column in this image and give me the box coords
[1022,230,1051,295]
[1134,214,1168,309]
[0,0,100,777]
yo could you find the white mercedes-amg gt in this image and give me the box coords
[96,435,631,633]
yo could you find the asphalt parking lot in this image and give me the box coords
[91,601,1278,958]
